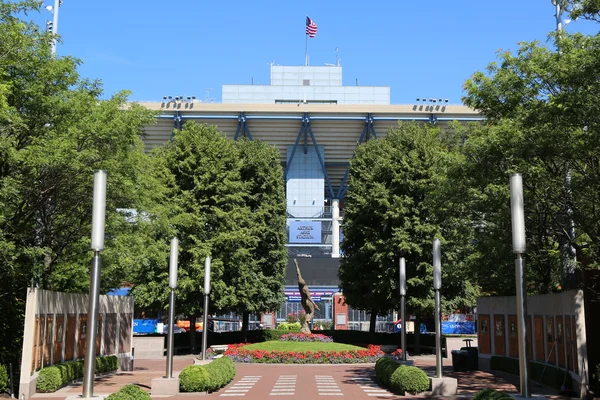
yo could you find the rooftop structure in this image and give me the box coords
[222,65,390,105]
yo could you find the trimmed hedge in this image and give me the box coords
[375,358,429,395]
[489,356,573,392]
[473,388,513,400]
[171,329,446,353]
[36,355,119,393]
[179,357,236,393]
[389,365,429,395]
[0,364,8,392]
[106,384,151,400]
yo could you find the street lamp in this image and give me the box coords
[399,257,407,361]
[433,239,442,378]
[166,238,179,379]
[201,256,211,360]
[510,173,530,397]
[45,0,61,54]
[82,170,106,399]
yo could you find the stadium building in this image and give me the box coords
[140,63,482,331]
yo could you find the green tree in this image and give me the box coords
[339,123,477,338]
[236,139,287,339]
[138,124,287,349]
[0,0,159,367]
[462,31,600,274]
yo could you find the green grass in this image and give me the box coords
[241,341,364,351]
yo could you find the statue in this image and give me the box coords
[295,259,320,334]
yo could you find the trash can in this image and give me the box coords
[451,349,468,372]
[461,346,479,370]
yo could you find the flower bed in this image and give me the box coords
[224,343,402,364]
[279,333,333,342]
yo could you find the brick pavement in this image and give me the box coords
[30,355,580,400]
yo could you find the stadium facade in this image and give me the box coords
[140,64,482,330]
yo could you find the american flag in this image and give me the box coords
[306,16,317,38]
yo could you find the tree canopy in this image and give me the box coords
[0,0,161,366]
[339,122,478,333]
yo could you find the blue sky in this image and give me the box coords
[34,1,599,104]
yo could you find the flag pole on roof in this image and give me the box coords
[305,16,317,66]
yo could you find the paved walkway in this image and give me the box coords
[30,356,580,400]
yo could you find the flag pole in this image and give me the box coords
[305,15,309,66]
[305,33,308,66]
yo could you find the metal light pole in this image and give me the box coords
[399,257,407,361]
[45,0,61,54]
[166,238,179,379]
[510,173,531,398]
[201,256,211,360]
[433,239,442,378]
[82,170,106,399]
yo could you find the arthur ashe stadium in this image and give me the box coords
[138,64,483,331]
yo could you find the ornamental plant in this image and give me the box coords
[105,384,151,400]
[279,333,333,342]
[224,344,401,364]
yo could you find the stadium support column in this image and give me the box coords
[332,199,340,258]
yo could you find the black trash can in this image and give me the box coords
[461,346,479,370]
[451,349,468,372]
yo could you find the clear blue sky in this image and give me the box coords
[33,0,599,104]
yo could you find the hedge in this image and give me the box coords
[389,365,430,395]
[0,364,8,392]
[105,384,151,400]
[36,355,119,393]
[179,357,235,393]
[489,356,573,392]
[375,358,429,395]
[170,329,446,352]
[473,388,513,400]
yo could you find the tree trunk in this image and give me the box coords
[189,315,197,354]
[241,311,249,343]
[414,313,422,355]
[369,309,377,334]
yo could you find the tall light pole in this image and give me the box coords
[510,173,531,398]
[201,256,211,360]
[433,239,442,378]
[166,238,179,379]
[45,0,61,54]
[82,170,106,399]
[399,257,407,361]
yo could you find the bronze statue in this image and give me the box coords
[295,259,320,334]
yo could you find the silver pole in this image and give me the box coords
[82,252,101,398]
[201,294,209,360]
[515,253,531,397]
[400,295,406,361]
[399,257,407,361]
[201,256,211,360]
[50,0,60,54]
[166,289,176,378]
[434,289,442,378]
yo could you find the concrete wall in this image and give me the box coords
[19,288,134,399]
[131,336,165,359]
[477,290,588,396]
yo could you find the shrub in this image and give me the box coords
[106,384,151,400]
[389,366,429,395]
[279,333,332,342]
[36,367,63,393]
[179,358,235,393]
[473,388,513,400]
[0,364,9,392]
[375,357,403,386]
[36,355,119,392]
[179,365,211,392]
[277,322,302,331]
